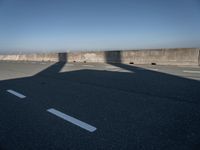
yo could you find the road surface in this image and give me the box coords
[0,61,200,150]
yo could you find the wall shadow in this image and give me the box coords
[102,50,200,103]
[104,50,140,73]
[0,52,200,149]
[58,53,68,62]
[104,51,122,63]
[36,52,68,76]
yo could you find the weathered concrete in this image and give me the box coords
[0,48,199,66]
[0,53,59,62]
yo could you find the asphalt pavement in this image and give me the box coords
[0,61,200,150]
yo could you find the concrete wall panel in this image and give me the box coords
[0,48,199,66]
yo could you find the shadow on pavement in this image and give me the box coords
[0,52,200,150]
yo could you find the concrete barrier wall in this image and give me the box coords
[0,53,61,62]
[0,48,199,66]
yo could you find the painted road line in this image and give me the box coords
[149,68,158,71]
[118,70,132,73]
[183,70,200,74]
[105,66,118,69]
[7,89,26,99]
[47,108,97,132]
[82,65,94,67]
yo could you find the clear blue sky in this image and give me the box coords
[0,0,200,52]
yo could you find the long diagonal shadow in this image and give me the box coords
[36,53,68,76]
[0,52,200,149]
[103,51,200,104]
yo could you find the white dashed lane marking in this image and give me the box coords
[148,68,158,71]
[47,108,97,132]
[7,89,26,99]
[183,70,200,74]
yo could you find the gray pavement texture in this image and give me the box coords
[0,60,200,150]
